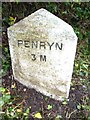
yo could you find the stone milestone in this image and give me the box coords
[8,8,78,100]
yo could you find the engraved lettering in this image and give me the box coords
[31,54,36,61]
[32,41,38,49]
[40,42,46,49]
[47,42,54,50]
[18,40,23,47]
[17,40,63,51]
[40,55,46,62]
[55,43,63,50]
[24,41,30,47]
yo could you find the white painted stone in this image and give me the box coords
[7,8,77,100]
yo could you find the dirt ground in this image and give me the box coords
[2,70,89,119]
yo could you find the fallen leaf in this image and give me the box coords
[47,104,53,110]
[11,83,16,88]
[33,112,42,119]
[62,101,67,105]
[16,109,22,113]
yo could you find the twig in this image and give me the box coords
[66,109,77,119]
[0,111,5,114]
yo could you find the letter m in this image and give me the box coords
[40,55,46,62]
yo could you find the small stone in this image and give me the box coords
[23,88,26,91]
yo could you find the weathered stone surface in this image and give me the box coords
[8,8,77,100]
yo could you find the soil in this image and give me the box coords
[2,70,89,120]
